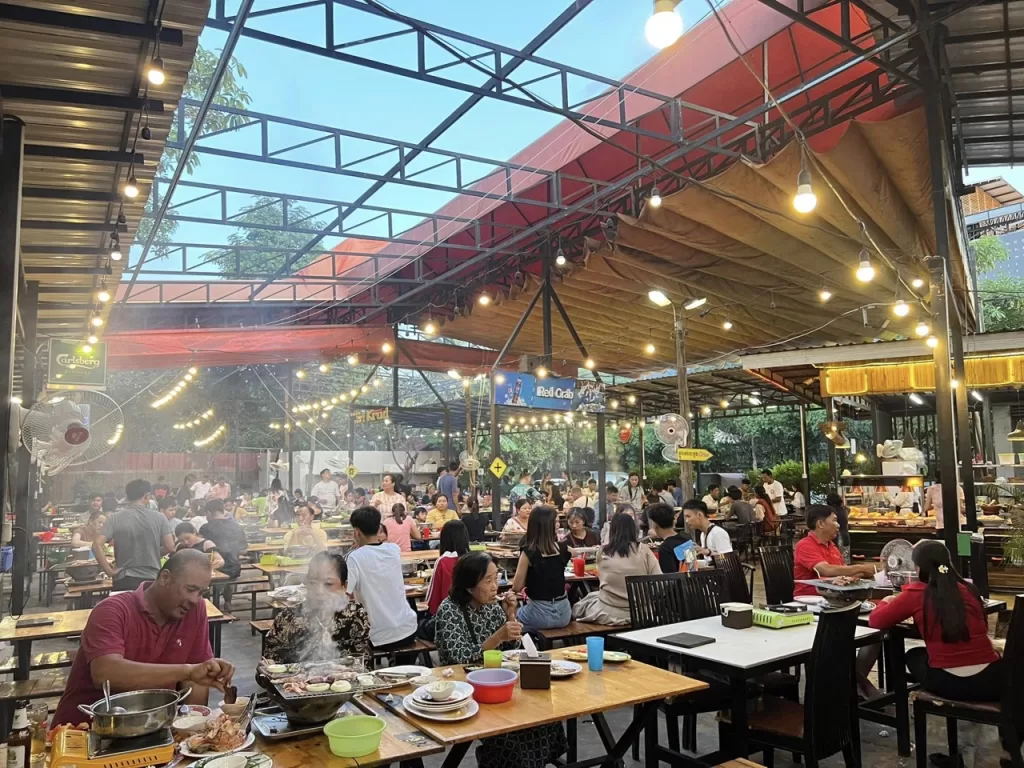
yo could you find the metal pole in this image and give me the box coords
[799,403,810,502]
[285,363,294,492]
[826,397,838,491]
[490,376,501,530]
[308,425,318,496]
[541,253,553,367]
[12,282,36,617]
[443,410,451,468]
[982,393,995,465]
[674,308,693,500]
[392,326,399,408]
[464,385,475,495]
[348,410,354,468]
[596,413,607,526]
[639,399,647,482]
[949,318,977,531]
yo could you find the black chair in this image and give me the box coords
[625,572,689,629]
[914,598,1024,768]
[760,546,795,605]
[713,551,755,603]
[744,602,861,768]
[678,568,726,618]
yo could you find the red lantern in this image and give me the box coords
[618,424,633,444]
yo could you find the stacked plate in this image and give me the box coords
[403,682,479,722]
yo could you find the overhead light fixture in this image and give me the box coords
[648,186,662,208]
[447,369,461,380]
[645,0,683,49]
[423,320,436,335]
[1008,421,1024,442]
[555,248,566,267]
[855,248,875,282]
[818,289,832,302]
[90,316,103,327]
[536,366,548,379]
[915,321,930,337]
[146,57,165,85]
[319,363,329,373]
[911,277,925,290]
[971,390,983,402]
[684,296,707,310]
[110,243,122,261]
[627,395,637,405]
[87,334,98,345]
[123,176,139,199]
[701,405,711,416]
[644,342,656,355]
[950,378,959,388]
[346,354,358,365]
[97,289,111,303]
[584,357,595,370]
[295,369,306,379]
[648,289,671,307]
[722,319,733,330]
[719,399,730,409]
[926,335,939,348]
[381,341,392,354]
[892,299,910,317]
[793,151,817,214]
[478,293,491,306]
[909,393,924,405]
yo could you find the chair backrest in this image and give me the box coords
[1001,596,1024,725]
[759,546,795,605]
[678,569,726,619]
[803,602,859,759]
[712,551,751,603]
[625,573,689,629]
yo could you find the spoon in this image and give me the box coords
[103,680,127,715]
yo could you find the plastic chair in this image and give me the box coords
[913,598,1024,768]
[759,546,795,605]
[745,602,862,768]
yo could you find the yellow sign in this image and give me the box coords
[345,465,359,478]
[489,457,508,478]
[354,407,389,425]
[676,447,713,462]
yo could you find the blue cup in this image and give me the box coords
[586,636,604,672]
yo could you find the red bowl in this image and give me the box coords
[466,668,517,704]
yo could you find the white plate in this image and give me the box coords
[551,661,582,678]
[190,753,270,768]
[180,732,255,759]
[382,665,432,679]
[403,695,479,722]
[411,682,473,708]
[793,596,829,606]
[860,601,876,613]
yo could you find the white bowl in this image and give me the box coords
[424,681,455,701]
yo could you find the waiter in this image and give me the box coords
[51,550,234,727]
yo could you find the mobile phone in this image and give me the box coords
[16,617,54,628]
[657,632,716,649]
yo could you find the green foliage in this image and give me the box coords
[769,459,803,489]
[980,275,1024,332]
[642,464,680,489]
[209,198,326,276]
[809,461,831,497]
[973,236,1010,274]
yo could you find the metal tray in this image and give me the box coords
[794,578,875,592]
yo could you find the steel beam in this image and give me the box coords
[0,85,164,113]
[22,188,123,203]
[21,221,127,232]
[23,146,144,164]
[24,266,111,275]
[0,3,183,44]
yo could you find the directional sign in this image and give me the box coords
[676,447,713,462]
[489,457,508,478]
[345,465,359,479]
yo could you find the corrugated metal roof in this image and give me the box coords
[1,0,208,338]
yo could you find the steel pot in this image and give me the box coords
[79,688,192,738]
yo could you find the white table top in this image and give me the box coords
[612,615,881,671]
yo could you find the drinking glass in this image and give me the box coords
[586,637,604,672]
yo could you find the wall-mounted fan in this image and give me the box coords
[652,413,690,463]
[18,390,124,475]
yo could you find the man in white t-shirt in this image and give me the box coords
[701,484,721,512]
[682,500,733,555]
[346,506,418,649]
[190,476,212,500]
[310,469,340,510]
[761,469,788,517]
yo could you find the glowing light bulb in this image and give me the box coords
[495,373,505,384]
[536,366,548,379]
[123,176,139,199]
[644,342,656,355]
[720,399,729,409]
[146,57,165,85]
[319,363,329,373]
[90,316,103,327]
[423,320,436,335]
[478,294,491,306]
[97,289,111,303]
[295,370,306,379]
[722,319,733,330]
[648,186,662,208]
[110,244,122,261]
[347,354,358,365]
[555,248,566,267]
[819,289,832,302]
[912,278,925,289]
[926,335,939,348]
[584,358,595,370]
[893,299,910,317]
[382,341,392,354]
[87,334,98,345]
[645,0,683,49]
[856,249,875,282]
[793,162,817,214]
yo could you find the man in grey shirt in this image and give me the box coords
[725,486,756,525]
[94,479,175,592]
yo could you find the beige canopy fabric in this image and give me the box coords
[438,107,966,376]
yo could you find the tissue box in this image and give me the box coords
[519,654,552,690]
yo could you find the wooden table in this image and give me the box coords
[611,616,882,761]
[64,572,232,610]
[374,645,708,768]
[0,599,229,679]
[258,696,444,768]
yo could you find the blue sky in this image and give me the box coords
[132,0,724,279]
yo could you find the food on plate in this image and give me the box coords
[357,675,377,687]
[827,575,859,587]
[264,664,288,675]
[183,714,246,754]
[329,680,352,693]
[562,649,588,661]
[305,682,330,693]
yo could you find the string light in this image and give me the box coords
[627,395,637,405]
[295,370,307,379]
[555,248,566,267]
[911,278,925,289]
[892,299,910,317]
[347,354,358,365]
[644,342,656,355]
[123,176,139,199]
[173,409,215,430]
[194,424,227,448]
[721,319,733,330]
[855,248,875,282]
[645,0,683,48]
[146,57,165,85]
[151,365,199,408]
[478,293,491,306]
[382,342,392,354]
[87,334,98,345]
[90,316,103,327]
[110,241,122,261]
[107,423,124,446]
[719,399,730,409]
[818,289,832,302]
[423,320,436,336]
[81,344,93,354]
[793,150,817,213]
[915,321,930,337]
[701,405,712,416]
[319,363,330,373]
[97,289,111,303]
[535,366,548,378]
[926,335,939,348]
[648,186,662,208]
[584,358,595,370]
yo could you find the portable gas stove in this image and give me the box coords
[51,726,176,768]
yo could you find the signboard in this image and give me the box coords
[354,407,389,425]
[489,457,508,478]
[345,465,359,479]
[47,339,107,390]
[493,370,605,412]
[676,447,713,462]
[618,424,633,444]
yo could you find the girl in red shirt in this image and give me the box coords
[426,520,471,615]
[869,540,1001,701]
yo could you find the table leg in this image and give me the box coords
[437,740,471,768]
[209,623,222,657]
[590,702,660,767]
[884,630,910,757]
[567,718,578,763]
[14,641,32,682]
[729,675,749,759]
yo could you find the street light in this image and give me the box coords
[683,297,707,310]
[648,289,671,307]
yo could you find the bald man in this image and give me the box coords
[52,549,234,727]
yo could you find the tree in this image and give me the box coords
[209,198,327,276]
[973,236,1010,274]
[979,274,1024,332]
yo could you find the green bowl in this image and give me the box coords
[323,715,386,757]
[469,544,486,551]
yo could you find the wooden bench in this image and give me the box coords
[211,574,272,624]
[0,651,76,675]
[0,674,68,725]
[537,621,629,649]
[370,639,435,668]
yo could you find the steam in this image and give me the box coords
[296,592,352,664]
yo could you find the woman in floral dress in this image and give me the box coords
[264,552,371,667]
[434,553,566,768]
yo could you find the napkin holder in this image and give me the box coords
[519,653,552,689]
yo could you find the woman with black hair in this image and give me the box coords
[753,484,780,535]
[426,520,471,615]
[264,551,371,666]
[382,502,421,552]
[572,512,659,625]
[869,540,1001,701]
[511,505,572,632]
[460,497,489,542]
[434,553,564,768]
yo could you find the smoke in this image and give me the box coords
[296,591,352,664]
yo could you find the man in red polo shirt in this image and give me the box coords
[52,549,234,727]
[793,505,878,597]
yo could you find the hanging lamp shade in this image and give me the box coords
[900,432,917,449]
[1008,420,1024,442]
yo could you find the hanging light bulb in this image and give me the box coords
[892,299,910,317]
[926,335,939,348]
[81,344,93,354]
[447,369,461,380]
[701,405,712,416]
[644,342,656,354]
[295,369,307,379]
[555,248,566,267]
[535,366,548,379]
[645,0,683,49]
[346,354,358,365]
[911,277,925,290]
[123,175,139,199]
[793,151,817,213]
[494,373,505,384]
[818,288,832,302]
[382,341,392,354]
[915,321,930,337]
[855,248,875,282]
[146,57,165,85]
[721,319,733,330]
[90,315,103,327]
[478,293,491,306]
[950,378,960,388]
[97,289,111,303]
[648,186,662,208]
[719,399,730,409]
[318,363,329,373]
[584,358,595,370]
[423,320,436,336]
[87,334,98,345]
[110,242,122,261]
